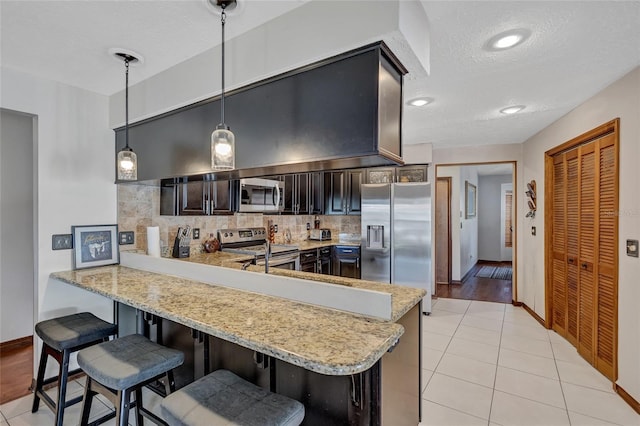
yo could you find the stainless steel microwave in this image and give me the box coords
[238,178,284,212]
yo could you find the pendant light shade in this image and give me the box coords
[211,0,236,171]
[116,53,139,181]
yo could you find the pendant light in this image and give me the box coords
[116,53,139,181]
[211,0,236,170]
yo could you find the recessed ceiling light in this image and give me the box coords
[407,97,434,107]
[500,105,525,115]
[485,29,531,51]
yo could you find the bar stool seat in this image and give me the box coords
[32,312,117,426]
[78,333,184,426]
[160,369,305,426]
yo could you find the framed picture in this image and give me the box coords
[72,224,119,270]
[465,181,477,218]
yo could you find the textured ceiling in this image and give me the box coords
[1,0,639,150]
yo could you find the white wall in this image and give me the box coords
[436,166,461,281]
[0,109,35,342]
[459,166,479,277]
[478,174,512,261]
[0,67,116,370]
[521,67,640,402]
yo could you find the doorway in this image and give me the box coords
[434,162,516,304]
[0,108,36,403]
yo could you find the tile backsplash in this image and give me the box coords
[118,184,360,255]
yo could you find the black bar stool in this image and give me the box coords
[32,312,118,426]
[77,333,184,426]
[160,369,305,426]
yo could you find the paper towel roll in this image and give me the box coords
[147,226,161,257]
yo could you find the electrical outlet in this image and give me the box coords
[627,239,639,257]
[193,228,200,239]
[119,231,135,245]
[306,223,311,230]
[274,224,278,233]
[52,234,73,250]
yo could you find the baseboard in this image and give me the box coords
[450,280,462,285]
[521,303,546,328]
[614,383,640,415]
[512,300,523,307]
[0,335,32,352]
[460,265,477,283]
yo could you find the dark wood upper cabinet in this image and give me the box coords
[324,170,362,215]
[115,42,406,183]
[160,178,234,216]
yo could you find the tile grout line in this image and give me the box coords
[550,336,576,426]
[487,304,506,425]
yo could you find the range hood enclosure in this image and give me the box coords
[114,42,407,183]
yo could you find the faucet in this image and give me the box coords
[264,241,271,273]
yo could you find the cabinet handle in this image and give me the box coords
[568,258,574,264]
[581,262,588,269]
[356,258,360,269]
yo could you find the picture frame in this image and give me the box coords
[465,181,477,218]
[72,224,119,270]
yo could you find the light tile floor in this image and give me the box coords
[420,298,640,426]
[1,299,639,425]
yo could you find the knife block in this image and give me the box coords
[172,237,190,258]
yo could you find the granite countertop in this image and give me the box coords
[182,250,426,323]
[297,240,360,250]
[51,266,404,376]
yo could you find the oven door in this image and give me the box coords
[255,252,300,271]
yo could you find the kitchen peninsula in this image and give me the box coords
[51,253,425,425]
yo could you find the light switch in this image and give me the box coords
[627,239,639,257]
[531,226,536,236]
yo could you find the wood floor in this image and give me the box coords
[0,337,33,404]
[436,261,513,304]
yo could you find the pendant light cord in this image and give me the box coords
[125,58,130,149]
[220,5,226,125]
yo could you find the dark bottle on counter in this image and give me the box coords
[314,215,320,229]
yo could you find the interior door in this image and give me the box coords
[435,177,451,286]
[546,119,619,381]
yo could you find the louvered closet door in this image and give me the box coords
[578,143,596,364]
[547,119,618,382]
[551,155,568,336]
[596,134,617,380]
[565,151,579,345]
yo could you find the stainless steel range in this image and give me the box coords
[218,227,300,271]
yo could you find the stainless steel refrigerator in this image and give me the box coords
[361,182,432,313]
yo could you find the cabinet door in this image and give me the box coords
[346,170,362,215]
[297,174,310,214]
[325,171,346,215]
[366,167,395,184]
[281,175,296,214]
[309,172,324,214]
[210,180,234,214]
[300,249,318,273]
[397,165,427,182]
[179,181,208,215]
[335,258,360,279]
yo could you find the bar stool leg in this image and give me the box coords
[135,387,144,426]
[115,389,131,426]
[31,344,48,413]
[80,377,95,426]
[54,349,71,426]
